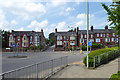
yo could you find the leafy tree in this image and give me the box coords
[102,1,120,47]
[2,30,10,48]
[48,33,55,46]
[45,38,49,44]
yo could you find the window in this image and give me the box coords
[57,41,62,45]
[70,41,75,45]
[57,36,62,40]
[112,38,115,42]
[17,36,20,41]
[103,34,105,37]
[96,38,100,42]
[97,34,99,37]
[116,38,118,42]
[84,34,86,38]
[34,36,37,42]
[113,33,115,37]
[106,38,110,42]
[66,36,69,40]
[107,34,109,37]
[80,38,84,43]
[90,39,94,42]
[64,36,66,40]
[100,33,102,37]
[70,36,75,40]
[81,34,83,38]
[91,34,93,38]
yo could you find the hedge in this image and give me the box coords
[109,71,120,80]
[83,47,119,67]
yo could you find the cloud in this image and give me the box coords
[0,0,46,20]
[56,22,69,31]
[75,13,94,29]
[27,20,48,31]
[0,9,9,30]
[11,20,18,26]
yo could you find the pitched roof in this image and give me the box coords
[55,32,77,36]
[11,31,42,36]
[78,29,115,34]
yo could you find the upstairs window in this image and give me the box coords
[97,33,99,37]
[57,36,62,40]
[84,34,86,38]
[100,33,103,37]
[70,36,75,40]
[96,38,100,42]
[91,34,93,38]
[113,33,115,37]
[103,34,105,37]
[81,34,83,38]
[107,34,109,37]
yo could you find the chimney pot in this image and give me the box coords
[91,26,93,31]
[55,28,57,33]
[105,25,108,29]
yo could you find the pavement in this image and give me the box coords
[51,57,119,78]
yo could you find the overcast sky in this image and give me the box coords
[0,0,113,38]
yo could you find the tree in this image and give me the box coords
[2,30,10,48]
[48,33,55,46]
[102,1,120,47]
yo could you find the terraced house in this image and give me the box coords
[8,29,46,48]
[78,25,118,46]
[55,25,118,51]
[54,28,77,51]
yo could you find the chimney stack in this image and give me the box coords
[105,25,108,29]
[55,28,57,33]
[91,26,93,31]
[41,29,43,34]
[12,30,14,32]
[74,28,76,32]
[77,27,79,32]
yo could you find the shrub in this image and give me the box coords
[82,46,90,50]
[83,47,119,67]
[91,43,102,48]
[109,71,120,80]
[38,44,44,50]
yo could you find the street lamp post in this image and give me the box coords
[87,0,89,68]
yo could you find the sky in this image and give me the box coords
[0,0,113,38]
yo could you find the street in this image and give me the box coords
[2,46,87,73]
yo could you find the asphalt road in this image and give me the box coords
[2,46,87,73]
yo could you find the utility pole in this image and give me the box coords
[87,0,89,68]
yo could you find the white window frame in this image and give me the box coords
[91,34,93,38]
[57,36,62,40]
[80,38,84,43]
[90,39,94,42]
[106,38,110,42]
[107,33,109,37]
[70,36,75,40]
[112,38,115,42]
[70,41,75,45]
[96,38,100,42]
[100,33,102,37]
[57,41,62,45]
[113,33,115,37]
[84,34,86,38]
[81,34,83,38]
[97,33,99,37]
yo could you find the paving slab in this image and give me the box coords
[51,57,119,78]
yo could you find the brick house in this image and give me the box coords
[78,25,118,46]
[55,28,77,51]
[8,29,46,48]
[55,25,118,50]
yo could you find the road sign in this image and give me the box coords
[88,42,92,46]
[13,44,15,47]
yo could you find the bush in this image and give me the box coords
[82,46,90,50]
[91,43,102,48]
[38,44,44,50]
[83,47,119,67]
[109,71,120,80]
[29,45,38,50]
